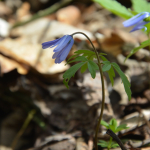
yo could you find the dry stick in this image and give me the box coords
[12,0,72,28]
[71,32,105,150]
[106,129,127,150]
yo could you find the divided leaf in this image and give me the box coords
[93,0,132,19]
[100,55,108,61]
[111,62,131,100]
[102,64,111,72]
[116,124,129,132]
[87,60,99,78]
[67,56,88,64]
[111,143,119,148]
[101,120,109,129]
[98,140,108,147]
[80,63,88,73]
[125,39,150,61]
[106,64,115,86]
[63,62,86,88]
[75,50,95,55]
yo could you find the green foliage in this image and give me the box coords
[99,55,108,61]
[102,61,111,72]
[80,63,88,73]
[102,61,131,100]
[87,60,99,78]
[98,140,108,147]
[107,67,115,86]
[63,50,100,88]
[98,140,119,148]
[93,0,132,19]
[132,0,150,13]
[63,62,86,88]
[125,39,150,61]
[101,118,129,133]
[111,62,131,100]
[99,118,128,149]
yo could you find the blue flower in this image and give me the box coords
[42,35,74,64]
[123,12,150,32]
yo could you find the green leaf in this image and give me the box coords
[111,143,119,148]
[101,120,109,129]
[109,124,116,132]
[107,67,115,86]
[87,60,98,78]
[145,23,150,35]
[132,0,150,13]
[98,140,108,147]
[75,50,95,55]
[99,53,107,56]
[109,118,117,132]
[116,124,129,132]
[80,63,88,73]
[67,56,88,64]
[93,0,132,19]
[103,61,111,65]
[102,64,111,72]
[99,140,108,144]
[125,39,150,62]
[100,55,108,61]
[67,53,79,62]
[111,62,131,100]
[63,62,86,88]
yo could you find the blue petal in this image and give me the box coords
[123,12,150,27]
[52,51,60,59]
[42,38,60,49]
[59,38,74,62]
[53,35,73,52]
[130,21,149,32]
[50,35,67,48]
[55,57,61,64]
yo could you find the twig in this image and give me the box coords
[106,129,127,150]
[12,0,72,28]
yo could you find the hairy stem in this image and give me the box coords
[72,32,105,150]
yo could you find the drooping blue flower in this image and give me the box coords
[42,35,74,64]
[123,12,150,32]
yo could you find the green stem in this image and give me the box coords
[108,137,113,150]
[11,110,36,150]
[72,32,105,150]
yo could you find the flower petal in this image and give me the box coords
[130,21,149,32]
[55,57,61,64]
[123,12,150,27]
[52,51,60,59]
[50,35,67,48]
[59,38,74,62]
[53,35,73,52]
[42,38,60,49]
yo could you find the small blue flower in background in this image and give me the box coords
[42,35,74,64]
[123,12,150,32]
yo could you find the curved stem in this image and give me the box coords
[72,32,105,150]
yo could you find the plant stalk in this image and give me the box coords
[72,32,105,150]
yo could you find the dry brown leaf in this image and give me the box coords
[0,54,28,74]
[56,5,81,26]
